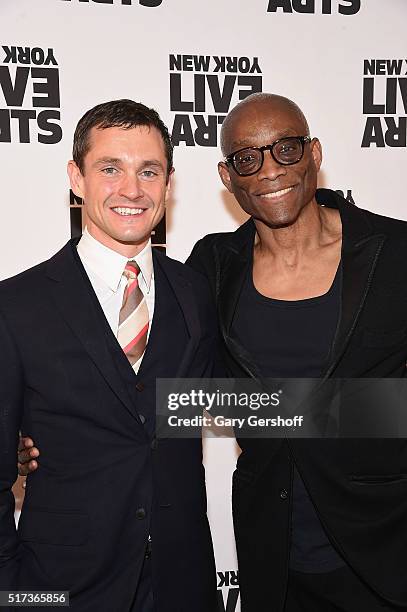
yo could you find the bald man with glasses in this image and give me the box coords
[187,93,407,612]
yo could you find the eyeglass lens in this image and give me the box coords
[232,137,304,175]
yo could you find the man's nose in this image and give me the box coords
[256,149,287,181]
[118,173,143,200]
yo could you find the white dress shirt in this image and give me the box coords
[77,228,154,373]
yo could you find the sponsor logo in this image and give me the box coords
[217,570,240,612]
[0,45,62,144]
[362,59,407,147]
[266,0,360,14]
[60,0,163,6]
[169,54,262,147]
[335,189,355,205]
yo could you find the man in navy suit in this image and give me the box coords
[0,99,217,611]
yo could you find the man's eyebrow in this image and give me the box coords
[229,139,253,150]
[92,157,165,170]
[141,159,165,169]
[93,157,123,166]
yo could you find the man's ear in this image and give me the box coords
[67,160,85,199]
[218,161,234,193]
[311,138,322,172]
[164,167,174,203]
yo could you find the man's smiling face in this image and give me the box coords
[218,98,322,229]
[68,124,172,256]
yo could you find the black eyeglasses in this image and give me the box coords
[225,136,312,176]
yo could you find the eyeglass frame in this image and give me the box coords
[224,135,313,177]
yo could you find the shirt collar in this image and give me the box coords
[77,228,153,293]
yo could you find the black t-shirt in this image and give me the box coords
[231,265,345,573]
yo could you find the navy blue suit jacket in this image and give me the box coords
[0,240,218,611]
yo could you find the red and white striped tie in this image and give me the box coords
[118,261,149,369]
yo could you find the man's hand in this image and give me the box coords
[18,436,40,476]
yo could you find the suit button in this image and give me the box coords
[136,508,146,520]
[139,414,146,424]
[135,382,144,391]
[279,489,288,500]
[151,438,157,450]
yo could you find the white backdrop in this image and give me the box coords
[1,1,406,609]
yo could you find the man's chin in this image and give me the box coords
[254,212,299,230]
[113,234,149,247]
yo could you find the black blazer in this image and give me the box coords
[0,240,218,611]
[187,189,407,611]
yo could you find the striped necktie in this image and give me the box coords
[118,261,149,369]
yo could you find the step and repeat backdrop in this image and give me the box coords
[1,1,406,609]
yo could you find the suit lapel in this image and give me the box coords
[317,189,386,378]
[45,240,140,422]
[150,250,200,379]
[217,220,263,378]
[218,219,254,335]
[321,235,386,378]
